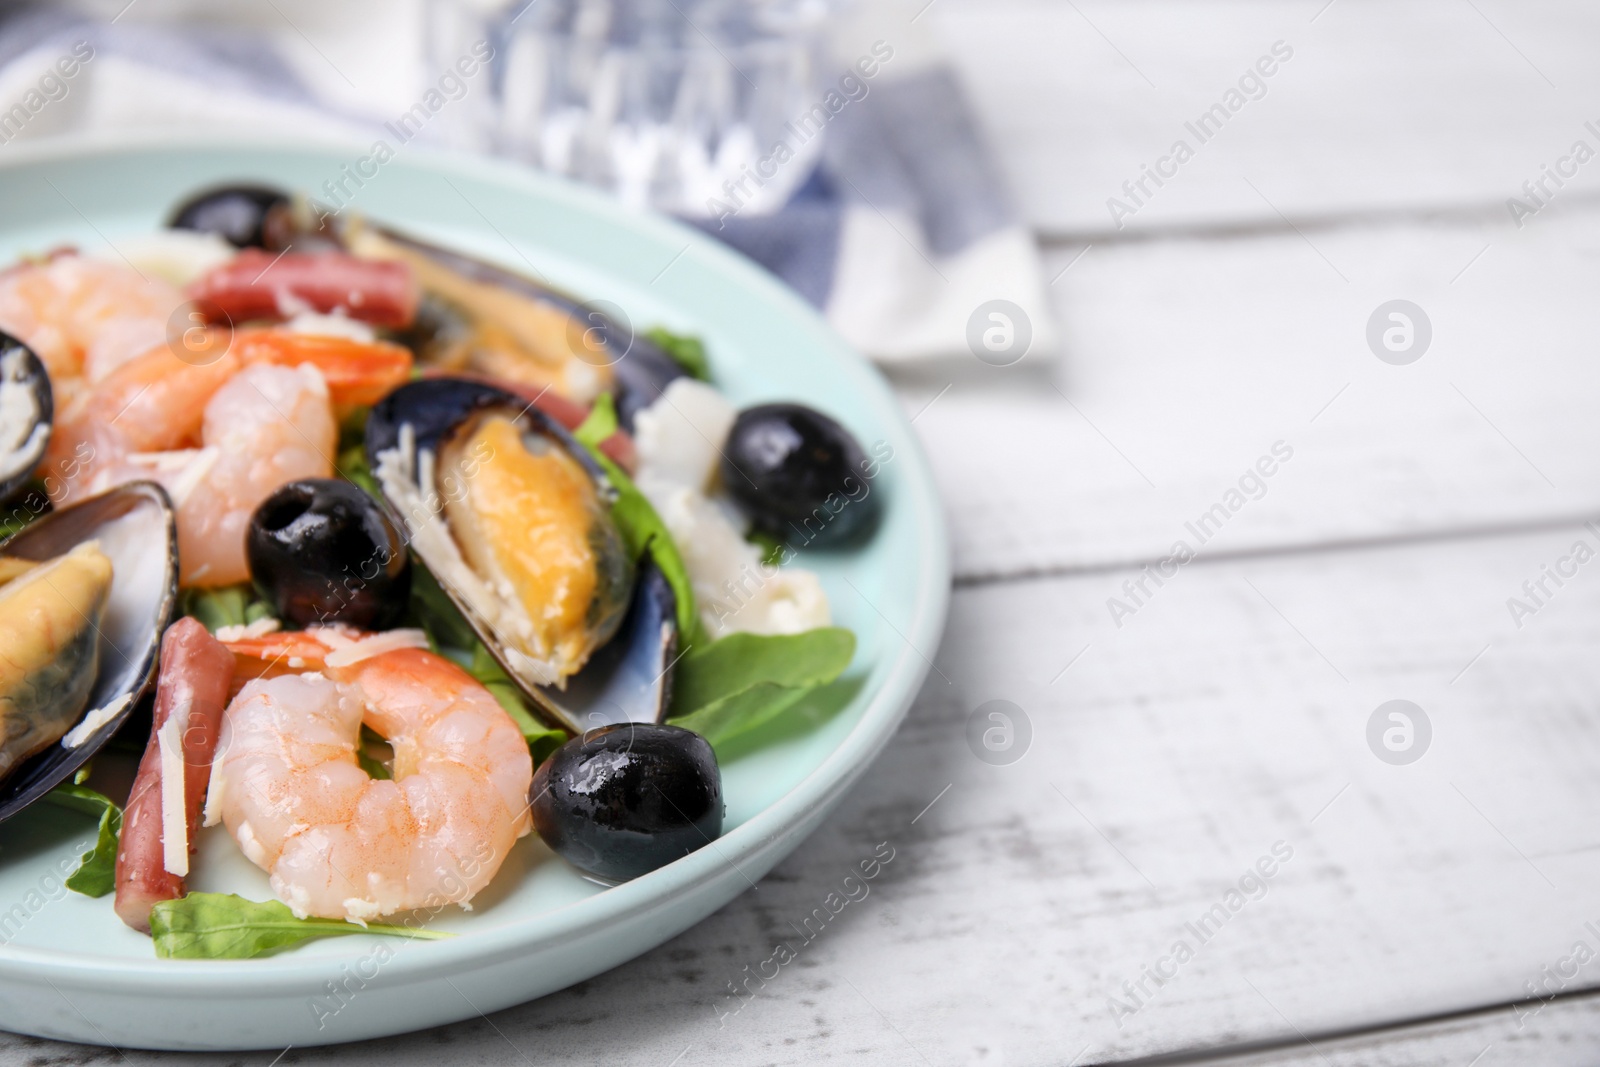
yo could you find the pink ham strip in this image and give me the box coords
[113,617,235,933]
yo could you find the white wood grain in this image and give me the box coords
[932,0,1600,235]
[1134,991,1600,1066]
[6,4,1599,1064]
[908,202,1600,582]
[6,522,1593,1065]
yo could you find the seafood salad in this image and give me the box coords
[0,185,884,958]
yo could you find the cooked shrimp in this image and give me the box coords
[47,329,406,469]
[209,638,533,921]
[45,355,337,587]
[48,343,243,473]
[176,363,337,586]
[44,328,409,586]
[0,253,184,391]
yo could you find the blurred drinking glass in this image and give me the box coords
[428,0,834,217]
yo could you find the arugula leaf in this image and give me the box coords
[673,684,814,748]
[150,893,451,959]
[746,529,786,568]
[668,628,855,745]
[526,728,569,766]
[578,438,705,649]
[181,585,247,632]
[45,783,124,897]
[576,395,858,748]
[357,726,393,780]
[466,644,568,762]
[645,327,712,381]
[0,483,49,540]
[405,560,478,650]
[572,393,619,449]
[180,584,275,634]
[337,405,372,456]
[339,441,381,498]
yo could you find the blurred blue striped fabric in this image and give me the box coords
[0,1,1055,363]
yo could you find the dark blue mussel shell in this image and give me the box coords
[365,379,677,735]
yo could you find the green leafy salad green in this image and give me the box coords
[95,333,857,958]
[570,393,855,743]
[150,893,450,960]
[644,327,712,382]
[45,770,122,898]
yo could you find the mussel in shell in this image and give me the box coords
[0,482,179,822]
[343,222,692,425]
[0,331,52,505]
[167,184,292,250]
[0,541,113,780]
[374,227,694,428]
[165,185,687,426]
[366,379,678,733]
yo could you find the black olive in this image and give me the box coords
[246,479,410,629]
[168,184,291,249]
[530,723,722,882]
[720,403,882,546]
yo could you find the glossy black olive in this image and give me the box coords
[168,185,291,249]
[530,723,722,882]
[720,404,882,545]
[246,479,410,629]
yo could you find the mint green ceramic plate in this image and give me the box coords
[0,135,948,1051]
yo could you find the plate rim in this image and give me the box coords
[0,130,951,994]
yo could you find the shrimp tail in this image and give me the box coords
[233,328,414,408]
[219,626,349,689]
[113,617,236,933]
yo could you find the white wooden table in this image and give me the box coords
[11,0,1600,1063]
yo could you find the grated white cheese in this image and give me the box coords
[165,446,220,507]
[215,617,281,643]
[631,378,737,492]
[104,229,234,287]
[126,449,200,472]
[309,625,358,651]
[374,439,561,682]
[273,288,315,319]
[61,693,133,749]
[634,382,832,637]
[323,628,430,667]
[157,717,188,877]
[201,746,226,828]
[285,310,375,343]
[342,897,382,925]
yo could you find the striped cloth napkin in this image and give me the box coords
[0,0,1055,364]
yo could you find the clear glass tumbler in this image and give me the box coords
[428,0,834,217]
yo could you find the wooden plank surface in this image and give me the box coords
[933,0,1600,235]
[908,203,1600,582]
[1118,988,1600,1066]
[9,521,1600,1064]
[7,2,1600,1065]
